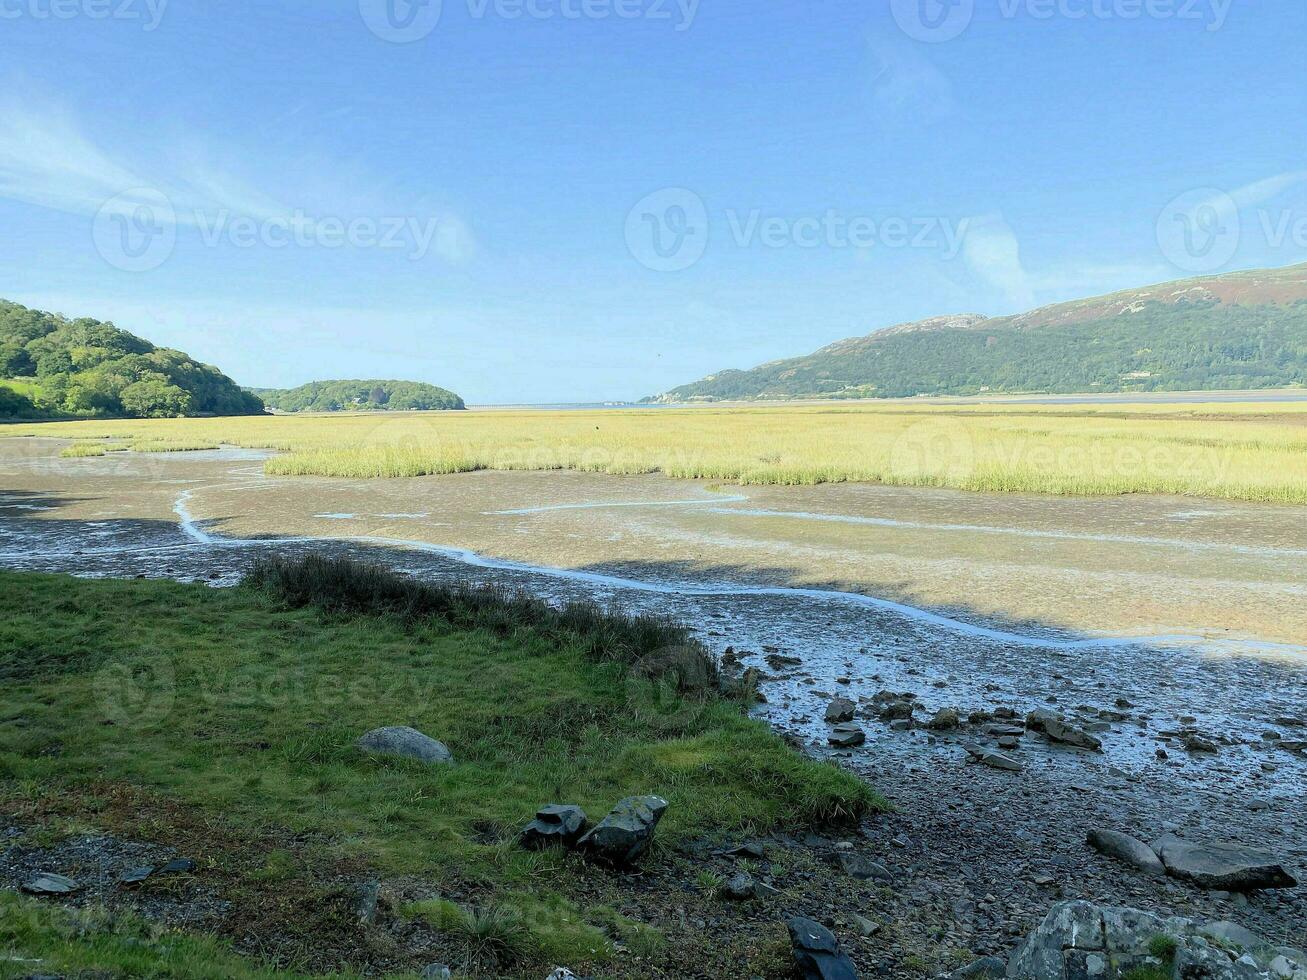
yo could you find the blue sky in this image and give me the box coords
[2,0,1305,403]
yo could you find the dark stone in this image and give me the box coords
[577,795,668,866]
[787,916,860,980]
[828,722,866,748]
[722,872,756,900]
[836,851,893,882]
[520,804,588,850]
[927,708,961,731]
[825,698,856,723]
[120,866,154,886]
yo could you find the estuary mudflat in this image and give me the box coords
[2,432,1306,968]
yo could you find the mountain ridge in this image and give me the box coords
[648,263,1307,402]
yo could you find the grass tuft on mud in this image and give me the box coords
[246,553,714,678]
[0,567,881,976]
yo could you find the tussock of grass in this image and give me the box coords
[7,400,1307,502]
[451,904,533,975]
[128,440,220,453]
[247,554,715,679]
[59,442,107,457]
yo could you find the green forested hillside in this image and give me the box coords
[650,264,1307,402]
[0,300,264,419]
[252,379,465,413]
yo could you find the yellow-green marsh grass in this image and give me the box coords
[10,400,1307,503]
[127,440,221,453]
[58,442,108,458]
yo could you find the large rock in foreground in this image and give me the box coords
[786,916,859,980]
[356,726,454,765]
[577,795,668,867]
[1005,900,1305,979]
[1152,835,1298,892]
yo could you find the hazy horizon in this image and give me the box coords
[3,0,1306,402]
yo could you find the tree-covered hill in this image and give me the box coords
[0,300,265,419]
[251,379,465,413]
[649,263,1307,402]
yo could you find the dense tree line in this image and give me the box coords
[252,379,465,413]
[0,300,265,419]
[651,301,1307,401]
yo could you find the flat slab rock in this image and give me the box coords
[1152,834,1298,892]
[21,872,81,895]
[356,726,453,765]
[1006,900,1305,980]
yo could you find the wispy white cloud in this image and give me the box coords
[960,212,1034,310]
[0,95,476,263]
[1227,171,1307,210]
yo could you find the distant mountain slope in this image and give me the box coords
[252,379,465,413]
[648,264,1307,402]
[0,300,264,419]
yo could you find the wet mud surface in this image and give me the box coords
[2,437,1304,958]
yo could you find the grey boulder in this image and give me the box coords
[1087,829,1165,876]
[825,697,856,723]
[520,804,588,850]
[356,726,453,765]
[1026,709,1103,751]
[786,916,859,980]
[836,851,893,882]
[1153,835,1298,891]
[1006,900,1299,980]
[577,795,668,866]
[828,722,866,748]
